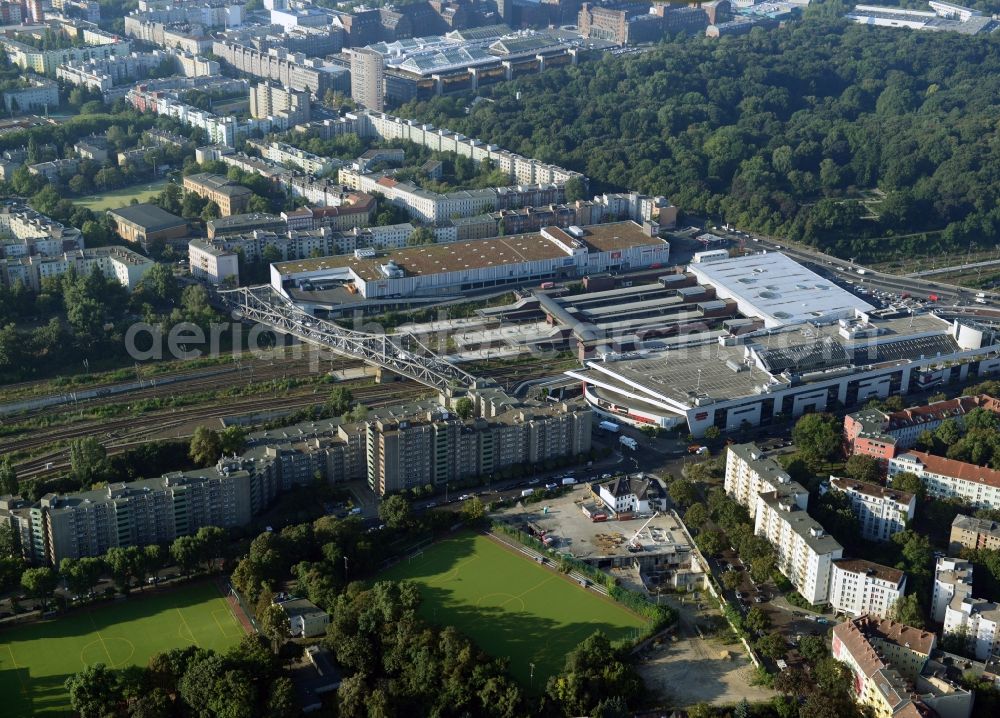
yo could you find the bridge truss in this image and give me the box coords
[219,285,479,393]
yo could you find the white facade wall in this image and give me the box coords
[889,454,1000,511]
[830,478,915,542]
[828,563,905,619]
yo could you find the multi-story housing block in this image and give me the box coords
[0,246,154,291]
[832,616,954,718]
[844,394,1000,467]
[1,77,59,113]
[932,556,974,623]
[0,24,131,75]
[724,443,806,520]
[827,477,915,541]
[211,40,350,97]
[950,514,1000,554]
[754,490,843,605]
[889,450,1000,511]
[366,401,592,496]
[829,558,906,619]
[246,139,338,176]
[249,81,311,129]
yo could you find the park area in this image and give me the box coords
[0,581,244,716]
[380,532,648,688]
[72,179,169,212]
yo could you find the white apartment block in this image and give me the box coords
[246,139,338,176]
[1,246,153,292]
[944,595,1000,661]
[829,559,906,619]
[249,82,311,129]
[0,207,83,258]
[725,443,807,520]
[188,239,239,285]
[127,87,271,147]
[828,477,915,542]
[2,78,59,113]
[932,557,974,623]
[889,450,1000,511]
[754,491,844,605]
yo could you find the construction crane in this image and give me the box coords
[627,511,659,552]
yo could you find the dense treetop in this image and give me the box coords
[400,13,1000,261]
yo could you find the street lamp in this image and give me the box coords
[529,662,535,690]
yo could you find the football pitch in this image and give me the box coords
[381,533,648,688]
[0,581,245,717]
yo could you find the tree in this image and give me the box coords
[105,546,142,591]
[328,386,354,415]
[69,436,109,487]
[798,634,829,664]
[888,593,925,628]
[195,526,226,570]
[258,601,289,653]
[891,471,924,500]
[0,456,17,495]
[683,502,709,531]
[745,606,771,634]
[935,419,962,447]
[379,494,411,529]
[564,176,586,202]
[219,425,247,455]
[454,396,474,420]
[722,571,742,591]
[696,529,725,556]
[265,676,298,718]
[756,632,786,659]
[21,566,57,609]
[792,413,841,469]
[750,555,775,584]
[546,631,642,717]
[844,454,881,484]
[199,200,220,222]
[461,496,485,522]
[65,663,123,718]
[60,556,104,597]
[703,425,721,442]
[189,426,222,467]
[406,227,436,245]
[139,263,178,304]
[171,535,202,576]
[668,479,697,509]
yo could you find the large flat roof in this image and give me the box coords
[689,252,875,328]
[273,222,662,281]
[108,203,186,232]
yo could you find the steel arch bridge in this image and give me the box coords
[219,285,479,392]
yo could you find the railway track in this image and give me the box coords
[12,380,429,480]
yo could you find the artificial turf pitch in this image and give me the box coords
[381,532,648,688]
[0,581,245,717]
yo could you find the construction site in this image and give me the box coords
[494,484,707,591]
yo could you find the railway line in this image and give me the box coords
[11,380,430,480]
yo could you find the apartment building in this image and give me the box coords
[350,46,385,111]
[1,27,131,75]
[578,2,708,44]
[754,490,844,605]
[1,77,58,113]
[832,616,954,718]
[28,158,80,181]
[844,394,1000,466]
[829,558,906,619]
[724,443,806,520]
[827,477,915,542]
[211,41,350,97]
[183,173,252,216]
[944,594,1000,661]
[249,81,311,129]
[246,139,339,176]
[0,245,154,291]
[932,557,974,623]
[207,213,287,240]
[188,239,239,285]
[889,450,1000,511]
[950,514,1000,554]
[0,204,83,259]
[366,402,592,496]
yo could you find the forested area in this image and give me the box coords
[399,9,1000,262]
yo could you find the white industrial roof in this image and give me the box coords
[688,252,874,328]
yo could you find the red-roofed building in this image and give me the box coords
[889,450,1000,510]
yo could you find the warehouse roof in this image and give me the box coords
[107,203,187,232]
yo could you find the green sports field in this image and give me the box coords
[381,533,647,688]
[73,180,169,212]
[0,581,245,717]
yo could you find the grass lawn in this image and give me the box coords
[72,179,169,212]
[0,581,245,717]
[381,533,648,688]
